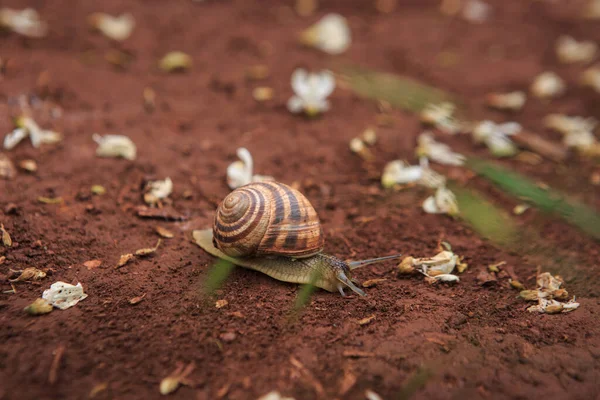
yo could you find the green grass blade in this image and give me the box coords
[203,258,236,296]
[338,65,459,113]
[466,157,600,241]
[292,268,322,312]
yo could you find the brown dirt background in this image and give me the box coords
[1,0,600,399]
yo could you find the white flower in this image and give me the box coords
[485,91,526,111]
[42,281,88,310]
[536,272,563,292]
[423,186,459,216]
[462,0,492,24]
[381,160,423,188]
[416,132,465,166]
[287,69,335,117]
[3,117,61,150]
[88,12,135,41]
[300,13,350,55]
[544,114,598,151]
[144,177,173,205]
[227,148,274,190]
[381,158,446,189]
[401,249,461,282]
[581,66,600,93]
[527,297,580,314]
[93,134,137,160]
[472,120,521,157]
[544,114,598,135]
[530,72,566,99]
[0,8,47,38]
[420,102,461,134]
[556,35,597,64]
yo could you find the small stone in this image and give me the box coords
[84,259,102,270]
[220,332,236,343]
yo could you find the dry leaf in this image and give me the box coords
[155,226,174,238]
[91,185,106,195]
[129,293,146,305]
[159,51,192,72]
[245,64,270,80]
[358,315,376,325]
[135,239,161,256]
[89,382,109,399]
[488,261,505,273]
[1,223,12,247]
[252,87,274,102]
[0,153,16,179]
[37,196,63,204]
[362,278,387,288]
[0,256,5,265]
[215,299,228,308]
[116,253,134,268]
[509,279,525,290]
[84,259,102,270]
[519,290,539,301]
[9,267,46,282]
[24,298,53,315]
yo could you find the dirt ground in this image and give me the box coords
[1,0,600,399]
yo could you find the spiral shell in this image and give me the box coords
[213,182,324,258]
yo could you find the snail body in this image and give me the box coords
[195,181,400,296]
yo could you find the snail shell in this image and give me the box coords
[213,182,325,258]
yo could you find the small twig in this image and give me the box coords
[289,356,325,397]
[48,344,66,385]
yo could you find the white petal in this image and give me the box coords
[227,161,251,189]
[91,13,135,41]
[93,134,137,160]
[435,274,460,282]
[147,177,173,199]
[381,161,423,187]
[434,186,459,215]
[42,281,88,310]
[498,122,522,136]
[313,14,351,55]
[287,96,305,114]
[315,71,336,98]
[422,196,440,214]
[3,128,28,150]
[291,68,309,98]
[485,133,517,157]
[236,147,253,174]
[252,174,275,183]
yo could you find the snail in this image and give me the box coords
[193,181,401,296]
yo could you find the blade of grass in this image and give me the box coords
[338,65,459,113]
[203,258,236,296]
[466,157,600,241]
[450,182,600,295]
[395,367,434,400]
[292,268,323,312]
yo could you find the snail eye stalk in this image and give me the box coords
[347,254,402,270]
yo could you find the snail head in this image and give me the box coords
[329,254,402,297]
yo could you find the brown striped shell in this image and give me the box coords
[213,182,325,258]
